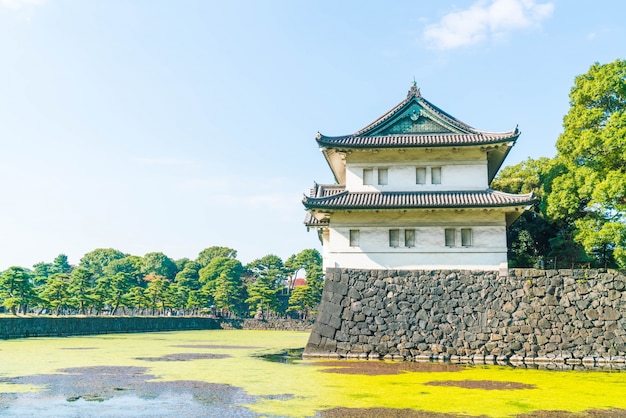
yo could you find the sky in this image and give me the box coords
[0,0,624,270]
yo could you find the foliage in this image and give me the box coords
[285,249,323,316]
[195,246,238,268]
[1,246,321,317]
[38,273,72,315]
[68,266,95,314]
[245,254,286,316]
[0,266,37,315]
[199,256,245,315]
[79,248,128,279]
[547,59,626,267]
[141,252,178,281]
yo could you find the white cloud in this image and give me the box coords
[423,0,554,50]
[0,0,44,9]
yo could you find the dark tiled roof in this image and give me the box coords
[303,185,536,210]
[316,131,518,149]
[316,85,519,149]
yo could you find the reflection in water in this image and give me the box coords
[1,393,257,418]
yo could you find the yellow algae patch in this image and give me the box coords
[0,382,44,393]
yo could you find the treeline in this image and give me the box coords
[0,247,323,319]
[493,59,626,269]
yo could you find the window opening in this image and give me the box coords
[389,229,400,247]
[431,167,442,184]
[405,229,415,247]
[378,168,388,185]
[445,228,456,247]
[349,230,360,247]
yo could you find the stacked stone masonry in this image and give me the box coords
[304,268,626,366]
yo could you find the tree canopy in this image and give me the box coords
[495,59,626,268]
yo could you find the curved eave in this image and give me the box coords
[315,131,520,150]
[302,190,537,211]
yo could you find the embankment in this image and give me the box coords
[0,317,313,339]
[304,268,626,367]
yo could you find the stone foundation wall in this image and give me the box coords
[304,268,626,366]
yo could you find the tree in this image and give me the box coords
[0,267,36,315]
[69,266,95,314]
[245,255,286,317]
[145,277,170,315]
[104,256,144,288]
[127,286,149,315]
[286,285,318,319]
[79,248,127,279]
[199,257,245,316]
[174,261,201,290]
[38,273,72,315]
[95,272,133,315]
[31,262,55,287]
[285,249,323,298]
[547,59,626,267]
[195,246,237,268]
[141,252,178,281]
[52,254,73,274]
[285,249,323,316]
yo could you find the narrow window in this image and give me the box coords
[431,167,442,184]
[405,229,415,247]
[461,228,472,247]
[378,168,388,185]
[416,167,426,184]
[349,230,360,247]
[389,229,400,247]
[363,168,373,185]
[445,228,456,247]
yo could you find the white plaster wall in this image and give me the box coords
[345,162,488,191]
[321,210,509,271]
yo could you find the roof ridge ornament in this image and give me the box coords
[408,79,421,98]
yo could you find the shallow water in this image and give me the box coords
[1,330,625,417]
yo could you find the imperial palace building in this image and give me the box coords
[303,84,535,273]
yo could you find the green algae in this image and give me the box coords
[0,330,625,417]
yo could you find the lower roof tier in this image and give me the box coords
[303,184,536,211]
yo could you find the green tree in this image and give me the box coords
[52,254,73,274]
[95,272,133,315]
[245,255,286,317]
[547,59,626,267]
[285,249,323,316]
[127,286,149,315]
[69,266,95,314]
[0,267,36,315]
[145,277,170,315]
[141,252,178,281]
[32,262,55,287]
[286,285,318,319]
[104,256,144,288]
[38,273,72,315]
[195,246,238,268]
[285,249,323,298]
[199,257,245,316]
[79,248,127,279]
[174,261,201,290]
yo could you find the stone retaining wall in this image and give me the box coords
[304,268,626,366]
[0,317,313,339]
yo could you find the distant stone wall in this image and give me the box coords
[304,268,626,366]
[0,317,313,339]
